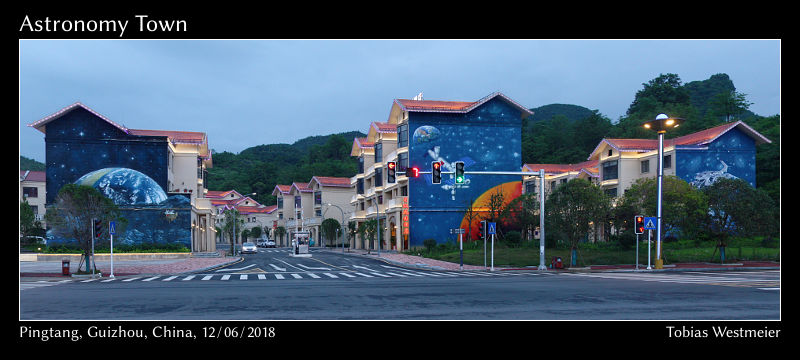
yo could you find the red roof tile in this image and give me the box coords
[311,176,352,188]
[524,160,599,175]
[20,170,46,182]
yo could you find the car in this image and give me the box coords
[241,242,258,254]
[256,240,267,248]
[265,240,276,248]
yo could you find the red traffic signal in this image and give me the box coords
[387,161,396,183]
[406,166,419,178]
[432,161,442,184]
[634,215,644,235]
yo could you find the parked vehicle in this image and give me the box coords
[265,240,276,248]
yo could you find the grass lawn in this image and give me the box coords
[411,237,780,268]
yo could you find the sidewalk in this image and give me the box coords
[20,248,779,280]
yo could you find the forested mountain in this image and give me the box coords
[20,73,779,206]
[206,131,364,206]
[20,155,45,171]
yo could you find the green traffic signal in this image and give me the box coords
[455,161,464,184]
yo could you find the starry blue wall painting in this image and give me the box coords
[42,107,191,248]
[676,127,758,188]
[407,97,523,246]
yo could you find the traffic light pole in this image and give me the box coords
[417,168,547,270]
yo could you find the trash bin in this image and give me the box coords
[62,259,70,276]
[551,256,563,269]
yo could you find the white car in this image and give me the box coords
[265,240,276,248]
[241,242,258,254]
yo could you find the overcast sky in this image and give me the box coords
[19,40,780,163]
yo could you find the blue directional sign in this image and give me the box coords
[643,217,657,230]
[109,221,116,235]
[487,222,496,235]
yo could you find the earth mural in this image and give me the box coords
[47,167,192,247]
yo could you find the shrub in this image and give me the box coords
[503,231,522,247]
[423,239,437,252]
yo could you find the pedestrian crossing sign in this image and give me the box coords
[488,222,496,235]
[644,217,656,230]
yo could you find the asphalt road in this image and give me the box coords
[19,248,780,320]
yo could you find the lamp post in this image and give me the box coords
[230,192,256,256]
[325,203,346,253]
[642,114,683,269]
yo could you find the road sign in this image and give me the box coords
[109,221,116,235]
[487,222,496,235]
[644,217,657,230]
[450,228,465,234]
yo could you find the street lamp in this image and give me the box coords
[325,203,346,253]
[230,192,256,256]
[642,114,683,269]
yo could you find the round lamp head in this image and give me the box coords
[643,114,684,132]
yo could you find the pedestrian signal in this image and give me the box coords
[406,166,419,178]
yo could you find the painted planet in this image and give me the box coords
[459,181,522,239]
[75,167,168,205]
[412,125,441,145]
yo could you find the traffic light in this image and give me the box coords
[387,161,396,183]
[479,220,487,240]
[93,218,103,239]
[432,161,441,184]
[634,215,644,235]
[406,166,419,178]
[455,161,464,184]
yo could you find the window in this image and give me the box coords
[278,212,283,220]
[358,156,364,174]
[525,181,536,194]
[560,179,567,185]
[602,160,618,181]
[294,196,301,208]
[604,188,618,198]
[315,209,322,217]
[607,149,613,157]
[663,155,672,169]
[377,195,383,204]
[314,191,322,205]
[22,187,38,198]
[641,159,650,173]
[398,152,409,172]
[374,142,383,163]
[397,123,409,148]
[400,185,408,196]
[277,197,283,209]
[357,179,364,194]
[375,168,383,187]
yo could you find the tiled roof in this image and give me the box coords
[20,170,46,182]
[394,92,534,117]
[354,137,374,148]
[523,160,599,176]
[272,184,292,195]
[27,102,128,134]
[371,122,396,133]
[291,182,313,193]
[589,121,772,160]
[128,129,207,145]
[310,176,352,188]
[206,190,238,198]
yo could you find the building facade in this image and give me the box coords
[351,92,533,249]
[272,176,352,247]
[208,190,277,245]
[20,170,47,226]
[27,102,217,252]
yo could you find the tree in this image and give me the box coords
[710,90,753,122]
[221,208,244,255]
[703,178,778,262]
[462,198,480,241]
[320,218,341,247]
[250,226,262,240]
[44,184,124,273]
[615,176,708,241]
[347,221,358,251]
[499,193,539,242]
[545,179,611,266]
[275,226,286,246]
[360,219,377,254]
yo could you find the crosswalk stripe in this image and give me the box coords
[101,278,116,282]
[384,272,407,277]
[80,278,100,282]
[275,274,285,279]
[142,276,160,282]
[162,276,178,281]
[221,275,230,280]
[323,273,338,278]
[353,272,373,278]
[201,275,213,280]
[258,274,266,280]
[339,272,356,278]
[122,277,141,282]
[182,275,196,281]
[291,274,302,279]
[240,275,248,280]
[369,272,391,277]
[307,273,321,279]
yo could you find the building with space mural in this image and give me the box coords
[350,92,533,250]
[27,102,217,252]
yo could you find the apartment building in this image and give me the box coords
[351,92,534,249]
[521,161,599,196]
[20,170,47,226]
[27,102,217,252]
[272,176,352,247]
[207,190,278,244]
